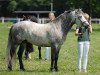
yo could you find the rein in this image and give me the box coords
[76,15,88,27]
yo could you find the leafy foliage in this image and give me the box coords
[0,0,100,17]
[7,0,17,12]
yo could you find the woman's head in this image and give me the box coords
[84,13,89,21]
[49,12,55,21]
[84,13,91,25]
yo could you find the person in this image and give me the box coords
[22,15,37,59]
[75,13,92,72]
[45,12,56,60]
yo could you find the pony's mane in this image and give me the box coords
[53,9,85,22]
[53,10,71,22]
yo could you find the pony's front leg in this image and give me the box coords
[50,45,56,71]
[18,42,25,71]
[50,45,60,72]
[54,46,60,71]
[38,46,42,59]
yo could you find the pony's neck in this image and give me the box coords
[56,13,74,34]
[53,13,74,42]
[62,18,74,38]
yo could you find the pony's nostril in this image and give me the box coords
[84,24,89,29]
[85,26,88,29]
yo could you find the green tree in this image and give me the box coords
[0,0,100,17]
[7,0,17,12]
[16,0,50,11]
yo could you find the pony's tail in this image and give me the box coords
[6,27,13,67]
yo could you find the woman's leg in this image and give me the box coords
[77,42,84,71]
[45,47,50,60]
[83,41,90,72]
[25,42,34,59]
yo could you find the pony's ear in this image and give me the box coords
[67,10,71,13]
[64,10,67,12]
[64,10,67,13]
[75,8,83,14]
[75,9,78,14]
[64,10,71,13]
[78,8,83,12]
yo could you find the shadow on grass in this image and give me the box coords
[70,28,100,32]
[93,28,100,31]
[0,69,49,73]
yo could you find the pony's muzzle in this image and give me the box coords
[83,21,89,28]
[84,24,89,29]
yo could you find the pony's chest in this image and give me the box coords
[50,28,63,43]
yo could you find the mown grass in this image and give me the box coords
[0,22,100,75]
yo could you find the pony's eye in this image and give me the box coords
[78,16,82,18]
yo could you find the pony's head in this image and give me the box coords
[70,9,89,28]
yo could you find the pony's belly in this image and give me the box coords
[27,38,51,47]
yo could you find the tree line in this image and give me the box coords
[0,0,100,18]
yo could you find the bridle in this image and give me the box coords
[75,13,89,27]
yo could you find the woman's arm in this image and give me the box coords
[89,17,92,33]
[75,29,82,36]
[89,25,92,33]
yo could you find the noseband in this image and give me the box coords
[76,15,89,27]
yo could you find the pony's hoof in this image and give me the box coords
[55,69,58,72]
[50,67,58,72]
[55,67,58,72]
[39,57,42,59]
[20,68,25,71]
[8,67,12,71]
[50,69,55,72]
[50,68,55,72]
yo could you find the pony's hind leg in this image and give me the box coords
[7,44,18,70]
[38,46,42,59]
[18,41,25,71]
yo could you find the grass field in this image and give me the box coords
[0,22,100,75]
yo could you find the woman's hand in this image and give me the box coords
[75,29,83,36]
[89,24,92,33]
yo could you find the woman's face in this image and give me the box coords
[49,13,55,21]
